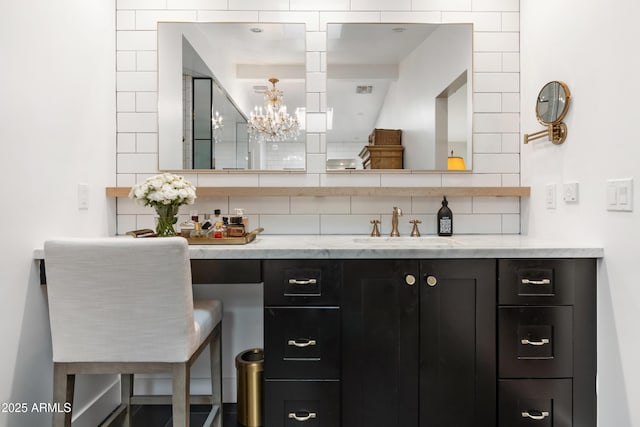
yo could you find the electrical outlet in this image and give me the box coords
[563,182,579,203]
[545,183,557,209]
[607,178,633,212]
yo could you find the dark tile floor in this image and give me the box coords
[111,403,239,426]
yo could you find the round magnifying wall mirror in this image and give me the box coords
[536,80,571,125]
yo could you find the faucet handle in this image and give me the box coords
[370,219,381,237]
[410,219,422,237]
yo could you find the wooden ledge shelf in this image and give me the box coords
[107,186,530,198]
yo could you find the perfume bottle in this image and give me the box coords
[437,196,453,236]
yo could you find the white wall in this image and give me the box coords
[0,1,116,426]
[521,1,640,425]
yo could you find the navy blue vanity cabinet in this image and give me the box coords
[498,259,597,427]
[263,260,342,427]
[342,259,496,427]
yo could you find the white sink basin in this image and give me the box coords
[352,236,462,246]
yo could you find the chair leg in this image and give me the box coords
[120,374,134,427]
[52,363,74,427]
[172,363,190,427]
[209,325,223,427]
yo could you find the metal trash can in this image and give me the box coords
[236,348,264,427]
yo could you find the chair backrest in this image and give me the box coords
[45,237,197,363]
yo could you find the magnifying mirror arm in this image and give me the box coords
[524,122,567,145]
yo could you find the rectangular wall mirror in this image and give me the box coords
[326,23,473,171]
[158,22,307,171]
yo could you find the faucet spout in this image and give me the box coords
[391,207,403,237]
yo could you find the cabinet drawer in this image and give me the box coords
[264,380,340,427]
[499,306,573,378]
[191,259,261,284]
[499,379,572,427]
[265,307,340,379]
[264,260,341,306]
[499,259,577,305]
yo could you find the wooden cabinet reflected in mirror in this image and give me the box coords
[326,23,473,171]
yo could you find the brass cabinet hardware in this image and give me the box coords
[288,278,317,285]
[521,411,550,420]
[405,274,416,286]
[288,411,317,421]
[521,278,551,285]
[425,275,438,287]
[520,338,550,346]
[287,338,317,347]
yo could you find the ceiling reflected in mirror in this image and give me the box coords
[158,22,307,171]
[326,23,473,171]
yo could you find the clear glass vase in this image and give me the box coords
[154,205,179,237]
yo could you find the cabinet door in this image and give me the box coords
[419,259,496,427]
[342,260,420,427]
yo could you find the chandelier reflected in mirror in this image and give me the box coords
[247,78,300,142]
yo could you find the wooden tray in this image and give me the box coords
[186,227,264,245]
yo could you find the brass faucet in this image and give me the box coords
[391,207,403,237]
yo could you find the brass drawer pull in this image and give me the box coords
[521,410,550,420]
[520,338,550,346]
[288,338,317,347]
[288,411,317,421]
[521,278,551,285]
[288,278,318,285]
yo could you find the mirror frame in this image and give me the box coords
[536,80,571,125]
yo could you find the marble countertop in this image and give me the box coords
[186,234,604,259]
[33,235,604,260]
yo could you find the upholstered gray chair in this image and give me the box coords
[44,237,223,427]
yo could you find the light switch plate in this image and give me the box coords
[563,182,579,203]
[78,183,89,210]
[607,178,633,211]
[545,183,556,209]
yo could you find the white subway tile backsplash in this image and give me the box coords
[473,52,502,72]
[441,173,502,187]
[260,215,320,234]
[501,12,519,31]
[229,0,289,11]
[474,93,502,112]
[381,11,441,23]
[474,72,519,92]
[474,112,519,133]
[117,153,158,173]
[136,92,158,112]
[473,133,502,153]
[412,0,471,12]
[472,0,519,12]
[259,11,320,30]
[351,0,411,11]
[380,173,442,187]
[473,196,519,213]
[319,11,381,27]
[442,12,500,30]
[117,133,136,153]
[114,1,524,237]
[136,10,197,30]
[117,71,157,92]
[321,214,377,235]
[117,92,136,112]
[472,153,519,174]
[474,32,519,52]
[292,196,351,214]
[117,112,158,132]
[166,0,227,9]
[136,133,158,152]
[117,51,137,71]
[136,51,157,71]
[290,0,349,11]
[196,10,260,21]
[116,30,157,51]
[454,214,502,234]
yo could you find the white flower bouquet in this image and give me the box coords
[128,173,197,236]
